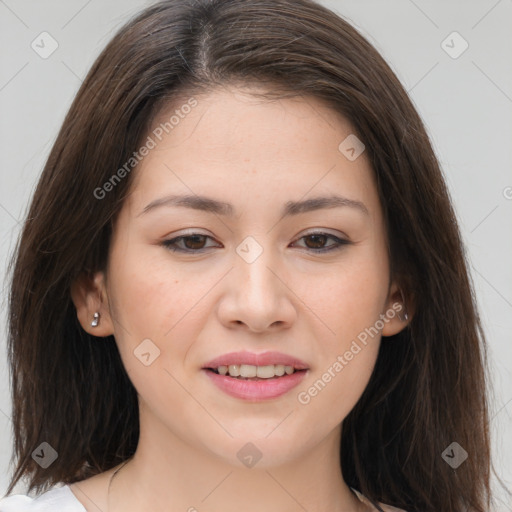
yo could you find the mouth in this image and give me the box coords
[205,364,307,380]
[201,351,309,400]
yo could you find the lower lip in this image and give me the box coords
[203,369,308,401]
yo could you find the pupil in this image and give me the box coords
[185,235,206,249]
[306,234,326,249]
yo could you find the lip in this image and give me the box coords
[202,350,309,370]
[202,350,310,401]
[203,367,308,401]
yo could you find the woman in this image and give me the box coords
[1,0,492,510]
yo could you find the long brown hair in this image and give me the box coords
[5,1,492,510]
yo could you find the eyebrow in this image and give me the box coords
[138,193,369,218]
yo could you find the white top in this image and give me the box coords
[0,485,86,512]
[0,485,405,511]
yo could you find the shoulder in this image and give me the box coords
[352,488,408,512]
[0,485,86,512]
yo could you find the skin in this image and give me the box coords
[70,84,409,512]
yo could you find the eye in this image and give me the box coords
[162,231,350,254]
[162,234,218,253]
[291,232,351,253]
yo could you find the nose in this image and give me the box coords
[217,244,297,333]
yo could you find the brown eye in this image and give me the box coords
[162,232,350,254]
[162,234,217,253]
[293,232,350,253]
[181,235,208,250]
[303,234,329,249]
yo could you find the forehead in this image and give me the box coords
[126,85,379,217]
[149,85,353,155]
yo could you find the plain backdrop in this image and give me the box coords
[1,0,511,508]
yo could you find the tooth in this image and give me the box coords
[240,364,257,378]
[228,364,241,377]
[221,364,298,378]
[256,365,276,379]
[274,365,285,376]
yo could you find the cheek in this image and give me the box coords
[106,244,208,379]
[311,250,389,348]
[106,258,204,422]
[296,348,378,433]
[294,249,387,418]
[108,242,202,332]
[295,284,384,427]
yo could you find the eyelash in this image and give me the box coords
[161,232,350,254]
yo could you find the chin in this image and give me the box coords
[207,434,307,470]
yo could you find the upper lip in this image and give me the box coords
[203,351,309,370]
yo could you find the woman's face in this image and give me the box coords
[77,85,406,468]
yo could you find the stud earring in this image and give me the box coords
[91,312,100,327]
[399,290,409,322]
[398,308,409,322]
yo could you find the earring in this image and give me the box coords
[91,312,100,327]
[399,290,409,322]
[398,308,408,322]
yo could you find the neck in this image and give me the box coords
[106,408,366,512]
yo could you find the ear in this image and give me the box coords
[381,281,413,337]
[70,270,115,337]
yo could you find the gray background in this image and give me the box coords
[1,0,511,508]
